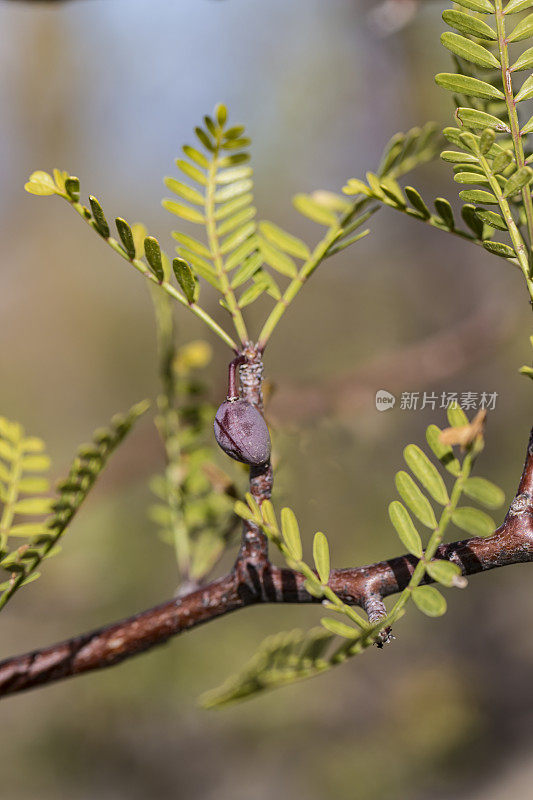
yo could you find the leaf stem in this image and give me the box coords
[387,449,473,626]
[68,200,240,353]
[205,143,249,347]
[257,199,377,349]
[478,152,533,298]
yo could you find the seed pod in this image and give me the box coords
[214,399,271,466]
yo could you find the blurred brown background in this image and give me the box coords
[1,0,532,798]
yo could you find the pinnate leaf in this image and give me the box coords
[404,444,449,505]
[388,501,423,557]
[412,585,447,617]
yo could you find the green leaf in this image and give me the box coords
[453,0,494,11]
[182,145,209,169]
[162,199,205,224]
[234,500,257,521]
[259,221,310,260]
[459,189,498,204]
[237,282,265,309]
[214,180,253,206]
[342,178,372,197]
[230,252,262,288]
[479,128,496,155]
[456,108,510,133]
[412,585,447,617]
[443,126,470,150]
[452,507,495,536]
[164,177,204,206]
[253,270,281,300]
[0,419,22,444]
[505,0,533,10]
[426,425,461,476]
[18,476,49,493]
[216,198,255,229]
[224,125,245,141]
[395,471,437,529]
[313,531,330,584]
[440,33,500,70]
[510,46,533,71]
[281,507,302,561]
[115,218,136,259]
[24,170,58,196]
[219,152,251,169]
[293,194,337,227]
[376,132,404,175]
[447,404,469,427]
[260,500,278,533]
[224,235,258,270]
[508,12,533,42]
[434,198,455,229]
[216,166,253,185]
[521,114,533,134]
[181,252,220,290]
[219,223,256,257]
[13,497,52,515]
[173,258,196,303]
[440,150,479,164]
[502,166,533,197]
[8,523,50,537]
[435,73,504,101]
[461,203,484,239]
[22,436,46,453]
[259,237,298,278]
[404,445,449,505]
[320,617,358,639]
[454,172,490,185]
[217,207,256,237]
[475,209,508,230]
[144,237,164,281]
[22,455,51,472]
[171,231,212,259]
[195,126,215,152]
[304,576,325,598]
[388,501,423,557]
[130,223,147,258]
[482,240,516,258]
[426,560,464,588]
[215,103,227,127]
[462,477,505,508]
[380,179,406,208]
[64,177,80,201]
[89,196,110,238]
[176,158,208,186]
[514,74,533,102]
[405,186,430,219]
[442,9,497,39]
[200,627,334,707]
[221,137,251,152]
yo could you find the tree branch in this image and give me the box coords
[0,426,531,699]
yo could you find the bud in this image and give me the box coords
[214,399,271,466]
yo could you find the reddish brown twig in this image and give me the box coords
[0,426,531,699]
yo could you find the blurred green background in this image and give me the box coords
[1,0,532,798]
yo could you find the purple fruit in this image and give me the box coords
[214,399,271,466]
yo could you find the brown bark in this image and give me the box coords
[0,427,531,700]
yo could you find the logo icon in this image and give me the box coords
[375,390,396,412]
